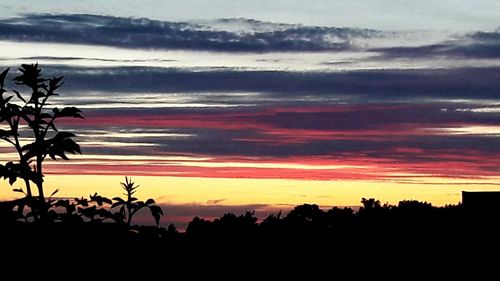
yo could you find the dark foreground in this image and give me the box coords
[2,201,500,274]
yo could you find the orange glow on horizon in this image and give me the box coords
[1,174,499,208]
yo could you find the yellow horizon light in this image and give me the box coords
[2,175,498,208]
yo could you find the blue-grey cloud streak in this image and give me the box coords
[27,65,500,100]
[373,29,500,59]
[0,14,380,52]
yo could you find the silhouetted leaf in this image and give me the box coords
[145,198,155,205]
[0,68,8,88]
[14,64,43,89]
[90,193,112,206]
[48,122,58,132]
[75,197,89,207]
[47,136,82,160]
[12,188,24,193]
[54,131,76,139]
[79,206,97,219]
[148,205,163,227]
[48,76,63,92]
[111,197,125,209]
[9,175,17,185]
[54,199,69,208]
[53,107,83,119]
[21,143,33,152]
[112,197,125,203]
[12,90,26,103]
[0,129,18,138]
[110,202,121,209]
[50,189,60,197]
[134,201,145,209]
[22,141,45,161]
[0,95,13,106]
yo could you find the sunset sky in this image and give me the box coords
[1,1,500,227]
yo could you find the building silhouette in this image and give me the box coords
[462,191,500,214]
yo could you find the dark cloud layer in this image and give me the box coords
[33,65,500,100]
[2,13,498,59]
[26,64,500,164]
[373,30,500,59]
[3,61,500,172]
[0,14,379,52]
[58,100,500,167]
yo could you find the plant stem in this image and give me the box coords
[8,116,33,198]
[31,86,45,203]
[36,158,44,201]
[23,178,32,198]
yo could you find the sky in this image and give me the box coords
[2,0,500,31]
[0,1,500,228]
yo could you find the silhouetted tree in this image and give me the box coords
[283,204,329,235]
[260,211,284,234]
[325,207,356,232]
[0,64,83,219]
[212,211,258,237]
[186,216,212,237]
[396,200,434,217]
[286,204,324,223]
[360,198,381,210]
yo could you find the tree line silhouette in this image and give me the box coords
[184,198,469,241]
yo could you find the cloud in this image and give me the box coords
[46,99,500,181]
[468,29,500,42]
[206,199,226,204]
[36,66,500,101]
[0,14,380,52]
[2,20,500,183]
[373,43,500,59]
[373,29,500,59]
[17,56,177,63]
[3,63,500,180]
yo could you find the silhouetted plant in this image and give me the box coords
[111,177,163,227]
[54,193,115,223]
[0,64,83,220]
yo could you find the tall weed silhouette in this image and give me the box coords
[0,64,82,220]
